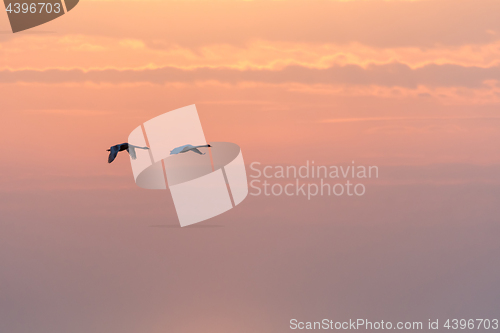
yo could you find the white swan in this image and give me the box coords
[170,144,211,155]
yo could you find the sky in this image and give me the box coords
[0,1,499,332]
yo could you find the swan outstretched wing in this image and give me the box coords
[127,146,137,160]
[108,145,120,163]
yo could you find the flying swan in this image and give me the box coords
[170,144,211,155]
[107,143,149,163]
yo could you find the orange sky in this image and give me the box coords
[1,0,499,175]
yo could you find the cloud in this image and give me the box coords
[4,37,500,71]
[1,63,499,88]
[321,116,500,123]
